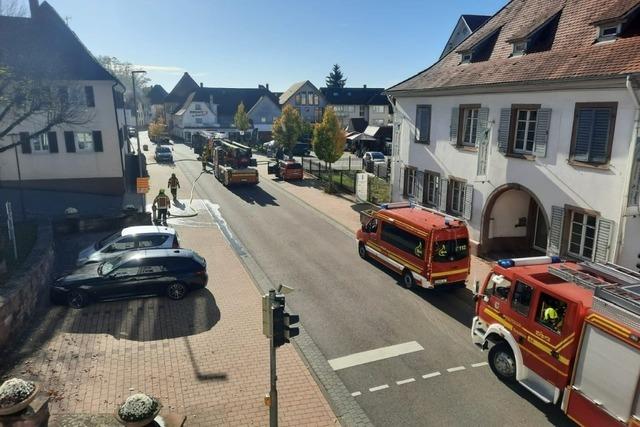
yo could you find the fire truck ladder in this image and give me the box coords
[547,264,613,291]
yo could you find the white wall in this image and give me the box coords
[178,101,218,128]
[489,189,530,238]
[391,87,637,263]
[0,80,124,182]
[369,105,393,126]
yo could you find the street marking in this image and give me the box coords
[472,362,488,368]
[328,341,424,371]
[422,371,441,379]
[447,366,466,373]
[351,391,361,397]
[369,384,389,392]
[396,378,415,385]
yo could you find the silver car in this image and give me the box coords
[76,226,179,266]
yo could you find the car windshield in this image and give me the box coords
[157,146,171,153]
[95,231,121,250]
[371,152,385,160]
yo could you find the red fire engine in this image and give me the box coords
[357,202,470,289]
[472,256,640,426]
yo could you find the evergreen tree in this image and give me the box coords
[325,64,346,88]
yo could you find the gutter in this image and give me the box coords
[614,74,640,263]
[111,81,126,193]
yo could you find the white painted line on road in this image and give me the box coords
[351,391,362,397]
[472,362,488,368]
[369,384,389,392]
[447,366,466,373]
[396,378,415,385]
[422,371,441,379]
[328,341,424,371]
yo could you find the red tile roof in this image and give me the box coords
[591,0,640,24]
[389,0,640,93]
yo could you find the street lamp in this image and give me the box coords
[131,70,146,178]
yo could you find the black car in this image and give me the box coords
[50,249,208,308]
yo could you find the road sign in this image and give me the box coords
[136,177,150,194]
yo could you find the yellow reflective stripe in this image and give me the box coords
[431,268,469,278]
[587,313,630,335]
[367,242,422,273]
[520,345,569,376]
[483,307,513,331]
[555,334,575,352]
[526,335,570,366]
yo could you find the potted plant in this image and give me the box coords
[0,378,38,415]
[114,393,161,427]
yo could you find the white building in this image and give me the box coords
[387,0,640,270]
[321,87,393,128]
[0,0,128,198]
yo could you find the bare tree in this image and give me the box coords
[0,65,94,153]
[0,0,28,17]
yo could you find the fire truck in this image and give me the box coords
[472,256,640,426]
[357,202,470,289]
[213,139,259,186]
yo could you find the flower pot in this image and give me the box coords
[0,383,39,416]
[114,402,162,427]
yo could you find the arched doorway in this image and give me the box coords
[480,184,549,258]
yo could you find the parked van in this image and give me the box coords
[357,202,470,289]
[267,159,304,181]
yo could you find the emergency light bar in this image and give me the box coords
[497,256,562,268]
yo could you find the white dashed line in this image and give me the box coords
[369,384,389,392]
[422,371,441,379]
[447,366,466,373]
[328,341,424,371]
[351,391,362,397]
[396,378,415,385]
[472,362,488,368]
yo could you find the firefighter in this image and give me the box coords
[543,303,563,331]
[153,189,171,225]
[202,144,211,172]
[168,173,180,200]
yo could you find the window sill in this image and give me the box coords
[567,159,610,171]
[414,140,430,145]
[455,145,478,153]
[505,153,535,161]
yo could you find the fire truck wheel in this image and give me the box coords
[489,342,516,382]
[401,270,415,289]
[358,243,367,260]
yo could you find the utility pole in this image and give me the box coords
[131,70,146,212]
[268,289,278,427]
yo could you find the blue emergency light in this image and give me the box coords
[497,256,562,268]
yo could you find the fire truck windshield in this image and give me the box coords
[432,238,468,262]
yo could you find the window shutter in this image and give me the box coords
[20,132,31,154]
[590,109,611,163]
[548,206,565,256]
[92,131,103,152]
[593,218,614,263]
[48,131,58,153]
[463,183,473,220]
[64,131,76,153]
[574,108,594,162]
[476,107,489,147]
[450,107,459,143]
[415,171,424,202]
[85,86,95,107]
[415,105,431,143]
[438,178,448,212]
[477,132,489,176]
[402,167,408,197]
[534,108,551,158]
[497,108,511,154]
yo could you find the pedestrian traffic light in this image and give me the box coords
[272,295,300,348]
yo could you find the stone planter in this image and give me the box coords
[0,383,39,416]
[114,397,162,427]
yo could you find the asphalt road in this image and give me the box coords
[166,139,571,426]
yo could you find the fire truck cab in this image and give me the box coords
[356,202,470,289]
[473,256,640,425]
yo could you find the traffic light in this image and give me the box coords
[272,295,300,348]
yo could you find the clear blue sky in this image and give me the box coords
[40,0,504,92]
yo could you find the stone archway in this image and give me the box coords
[479,183,550,258]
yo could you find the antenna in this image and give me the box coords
[64,15,71,25]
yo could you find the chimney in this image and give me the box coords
[266,83,270,91]
[29,0,39,17]
[200,82,203,88]
[363,84,367,88]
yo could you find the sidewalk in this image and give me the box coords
[254,155,492,287]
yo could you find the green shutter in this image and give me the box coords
[20,132,31,154]
[48,131,58,153]
[92,131,103,152]
[497,108,511,154]
[548,206,564,256]
[593,218,614,263]
[463,183,473,220]
[534,108,551,158]
[450,108,459,143]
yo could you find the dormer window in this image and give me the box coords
[512,41,527,56]
[461,53,472,64]
[597,23,621,42]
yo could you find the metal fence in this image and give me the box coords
[300,156,390,181]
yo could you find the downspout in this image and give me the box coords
[615,75,640,262]
[112,81,126,193]
[386,93,402,201]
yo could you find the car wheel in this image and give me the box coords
[67,290,89,309]
[401,269,415,289]
[358,243,367,260]
[167,282,187,300]
[489,342,516,382]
